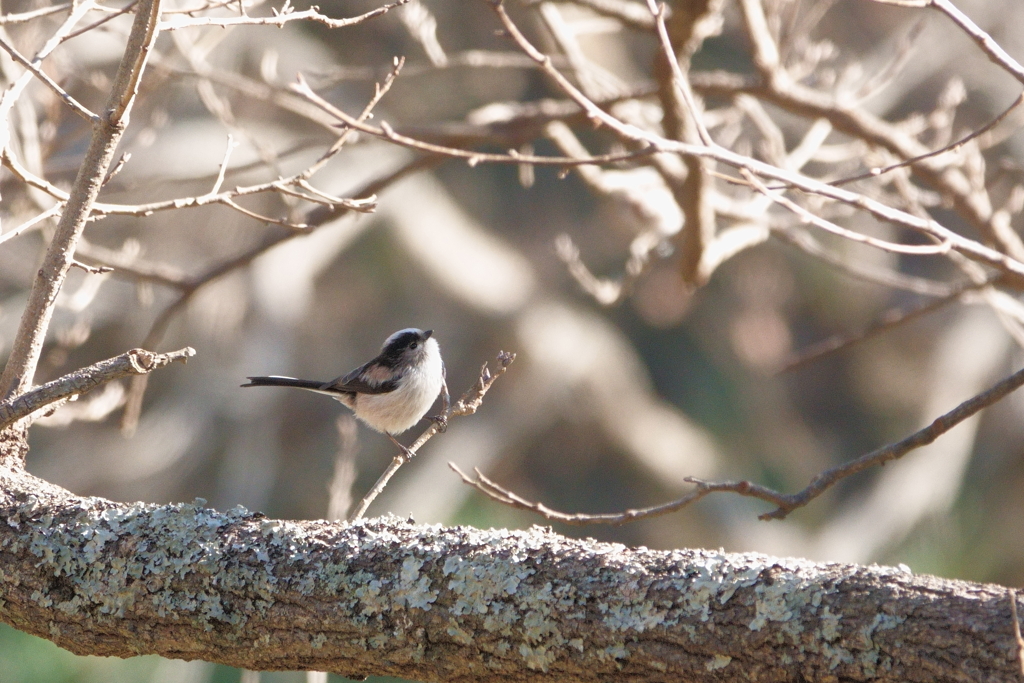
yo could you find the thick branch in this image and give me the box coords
[650,0,719,285]
[0,347,194,430]
[0,468,1018,682]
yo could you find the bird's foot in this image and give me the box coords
[429,414,448,432]
[387,433,416,461]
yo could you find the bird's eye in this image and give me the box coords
[410,342,419,350]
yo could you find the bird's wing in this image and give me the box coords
[325,361,401,395]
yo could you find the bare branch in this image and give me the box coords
[70,260,114,275]
[487,0,1024,282]
[702,361,1024,520]
[559,0,660,31]
[771,227,963,297]
[291,76,659,167]
[158,0,409,31]
[926,0,1024,86]
[63,0,140,42]
[0,205,62,246]
[450,463,718,525]
[740,169,952,256]
[0,347,195,430]
[833,91,1024,187]
[0,33,98,121]
[647,0,714,146]
[731,0,1024,260]
[457,362,1024,524]
[0,2,74,25]
[0,0,162,400]
[779,275,995,372]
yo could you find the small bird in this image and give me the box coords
[242,328,448,457]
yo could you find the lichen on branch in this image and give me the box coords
[0,468,1017,682]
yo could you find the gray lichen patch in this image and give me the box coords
[0,477,992,680]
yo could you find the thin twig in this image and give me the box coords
[289,74,659,167]
[74,240,191,288]
[741,168,952,256]
[71,260,114,275]
[102,153,132,187]
[0,205,63,246]
[221,197,308,228]
[772,227,959,297]
[647,0,714,146]
[833,91,1024,187]
[0,33,98,121]
[927,0,1024,86]
[348,351,515,521]
[456,362,1024,524]
[711,363,1024,520]
[779,275,996,372]
[450,463,722,526]
[0,2,73,25]
[209,135,238,195]
[63,0,141,41]
[158,0,408,31]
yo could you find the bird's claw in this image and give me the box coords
[430,414,448,432]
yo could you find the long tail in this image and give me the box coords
[242,376,327,391]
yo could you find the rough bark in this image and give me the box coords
[0,465,1019,682]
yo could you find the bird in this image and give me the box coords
[242,328,448,458]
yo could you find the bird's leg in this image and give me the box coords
[387,432,416,461]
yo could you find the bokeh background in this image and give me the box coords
[2,0,1024,680]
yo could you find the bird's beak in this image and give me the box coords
[423,329,433,339]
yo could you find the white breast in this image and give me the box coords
[350,338,444,434]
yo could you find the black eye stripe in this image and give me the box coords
[379,331,426,366]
